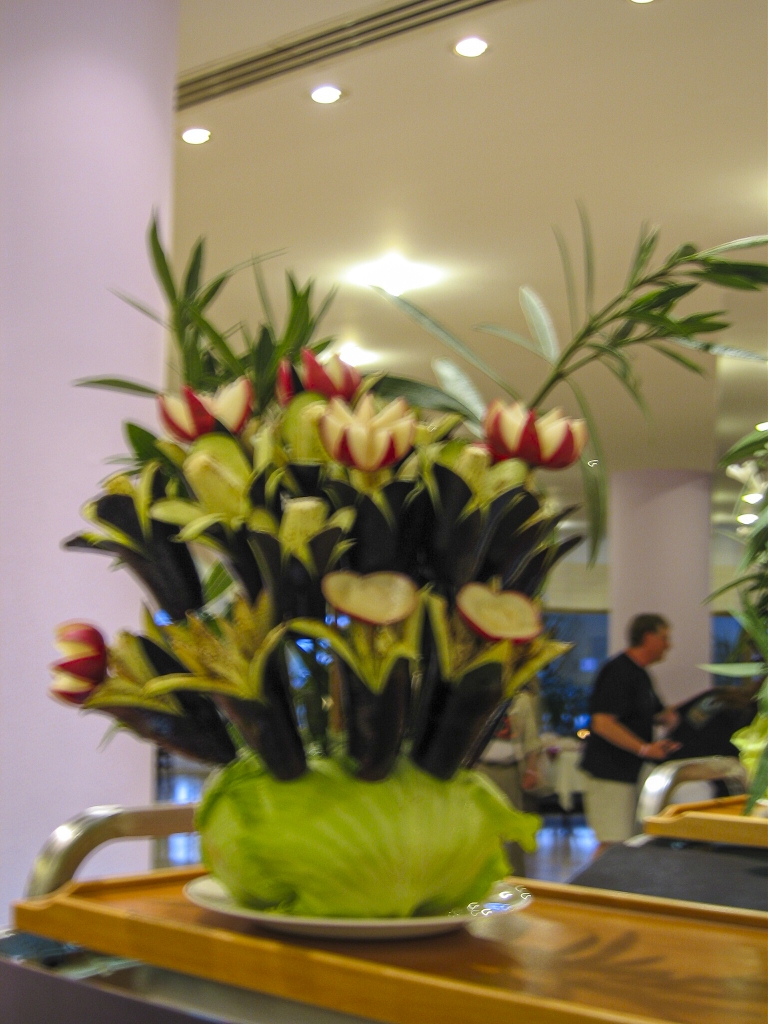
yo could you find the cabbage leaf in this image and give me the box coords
[197,755,539,918]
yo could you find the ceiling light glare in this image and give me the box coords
[737,513,759,525]
[346,252,444,296]
[628,0,656,4]
[311,85,342,104]
[757,421,768,432]
[334,341,379,367]
[181,127,211,145]
[454,36,488,57]
[743,492,764,504]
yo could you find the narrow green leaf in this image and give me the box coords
[197,271,229,311]
[432,358,487,422]
[110,290,166,326]
[626,222,659,289]
[187,307,244,377]
[148,215,177,304]
[311,286,338,334]
[183,238,204,299]
[697,662,767,677]
[371,374,479,423]
[650,344,707,376]
[474,322,545,359]
[252,260,277,341]
[74,376,159,397]
[565,378,606,565]
[125,422,160,462]
[719,430,768,468]
[735,600,768,663]
[553,226,580,336]
[689,270,763,291]
[519,286,560,363]
[203,561,235,604]
[695,236,768,258]
[378,289,519,398]
[577,202,595,316]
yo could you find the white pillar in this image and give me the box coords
[608,471,711,707]
[0,1,178,924]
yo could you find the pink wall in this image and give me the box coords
[0,1,178,924]
[608,470,712,708]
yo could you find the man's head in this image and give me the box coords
[627,613,671,666]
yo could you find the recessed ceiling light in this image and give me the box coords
[346,252,445,296]
[743,492,764,504]
[628,0,656,4]
[737,513,759,525]
[334,341,378,367]
[181,127,211,145]
[757,421,768,431]
[454,37,488,57]
[311,85,342,104]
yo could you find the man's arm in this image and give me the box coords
[591,713,681,760]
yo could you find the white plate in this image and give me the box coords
[184,875,531,940]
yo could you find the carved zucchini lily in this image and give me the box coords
[151,434,265,600]
[291,571,424,780]
[81,630,236,765]
[250,497,355,621]
[147,592,304,779]
[410,588,565,780]
[64,464,204,620]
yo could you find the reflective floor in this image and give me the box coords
[524,814,599,882]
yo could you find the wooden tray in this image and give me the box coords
[644,794,768,848]
[14,868,767,1024]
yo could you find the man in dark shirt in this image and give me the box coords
[582,614,680,851]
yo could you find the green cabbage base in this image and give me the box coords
[196,755,540,918]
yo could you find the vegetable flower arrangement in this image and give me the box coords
[51,215,768,916]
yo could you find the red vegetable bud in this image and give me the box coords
[318,395,415,473]
[158,386,216,442]
[301,349,361,402]
[50,622,107,705]
[484,400,587,469]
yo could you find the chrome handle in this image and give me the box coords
[25,802,198,898]
[637,756,746,822]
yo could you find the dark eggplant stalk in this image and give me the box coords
[410,661,504,780]
[505,534,582,595]
[348,481,416,575]
[426,465,483,595]
[64,493,204,619]
[251,527,342,621]
[338,658,410,781]
[137,637,237,764]
[214,651,306,780]
[462,698,512,769]
[100,705,235,765]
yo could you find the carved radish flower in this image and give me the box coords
[158,378,254,442]
[49,621,108,705]
[456,584,542,642]
[484,400,587,469]
[318,396,416,472]
[275,350,361,406]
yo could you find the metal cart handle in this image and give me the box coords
[637,756,746,822]
[25,803,198,898]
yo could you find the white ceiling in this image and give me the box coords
[173,0,768,522]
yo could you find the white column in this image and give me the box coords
[608,471,711,707]
[0,1,178,924]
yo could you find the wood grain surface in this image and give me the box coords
[644,794,768,848]
[14,868,768,1024]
